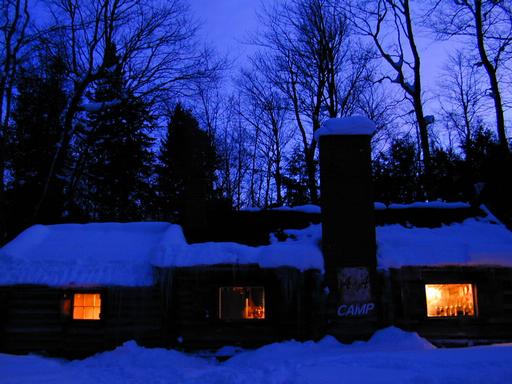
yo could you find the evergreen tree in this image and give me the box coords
[7,56,68,233]
[429,147,464,202]
[73,44,154,221]
[373,136,422,203]
[282,145,310,206]
[156,104,219,221]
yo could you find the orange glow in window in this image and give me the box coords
[73,293,101,320]
[219,287,265,320]
[425,284,476,318]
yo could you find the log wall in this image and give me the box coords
[3,265,512,358]
[161,265,323,350]
[386,266,512,346]
[0,285,162,358]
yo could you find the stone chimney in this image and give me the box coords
[315,116,378,336]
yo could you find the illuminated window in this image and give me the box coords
[425,284,476,318]
[219,287,265,320]
[73,293,102,320]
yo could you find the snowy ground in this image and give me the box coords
[2,328,512,384]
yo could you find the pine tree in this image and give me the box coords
[282,145,310,206]
[156,104,219,221]
[73,44,154,221]
[373,136,422,204]
[7,55,68,233]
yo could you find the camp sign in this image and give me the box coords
[337,267,376,318]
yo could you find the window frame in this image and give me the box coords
[424,282,478,319]
[217,286,266,322]
[65,291,105,322]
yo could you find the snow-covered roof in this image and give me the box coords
[0,222,185,287]
[241,201,469,213]
[377,216,512,268]
[159,225,322,271]
[387,201,471,210]
[241,204,321,214]
[314,116,376,140]
[0,222,322,287]
[2,207,512,287]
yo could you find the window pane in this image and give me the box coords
[219,287,265,320]
[73,307,84,319]
[84,307,94,320]
[84,294,94,307]
[72,293,102,320]
[74,294,84,307]
[425,284,476,318]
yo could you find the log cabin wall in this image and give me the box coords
[0,285,163,358]
[3,265,512,358]
[386,266,512,346]
[161,265,323,350]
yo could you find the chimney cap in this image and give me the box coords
[314,116,376,141]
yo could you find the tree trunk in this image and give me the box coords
[474,0,509,153]
[305,144,318,204]
[0,135,5,244]
[403,0,431,196]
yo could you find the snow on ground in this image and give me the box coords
[2,327,512,384]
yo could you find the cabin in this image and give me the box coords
[1,116,512,358]
[0,218,327,357]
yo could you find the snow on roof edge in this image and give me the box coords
[314,116,376,140]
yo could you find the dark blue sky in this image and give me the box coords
[190,1,461,114]
[190,0,260,59]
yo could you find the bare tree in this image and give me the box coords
[34,0,219,218]
[254,0,373,204]
[224,98,252,209]
[347,0,433,188]
[0,0,31,240]
[358,82,401,156]
[428,0,512,153]
[439,50,490,153]
[192,76,247,205]
[238,64,292,207]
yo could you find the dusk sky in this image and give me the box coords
[190,0,260,54]
[190,0,458,103]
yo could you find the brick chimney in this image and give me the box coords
[315,116,378,336]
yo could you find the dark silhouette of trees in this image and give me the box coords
[238,66,291,207]
[70,44,154,221]
[428,0,511,153]
[156,104,219,222]
[253,0,375,204]
[33,0,220,221]
[439,51,490,154]
[348,0,433,195]
[373,135,422,204]
[2,0,512,243]
[282,145,310,206]
[0,0,31,241]
[7,55,68,235]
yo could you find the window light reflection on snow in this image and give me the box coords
[73,293,102,320]
[425,284,476,318]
